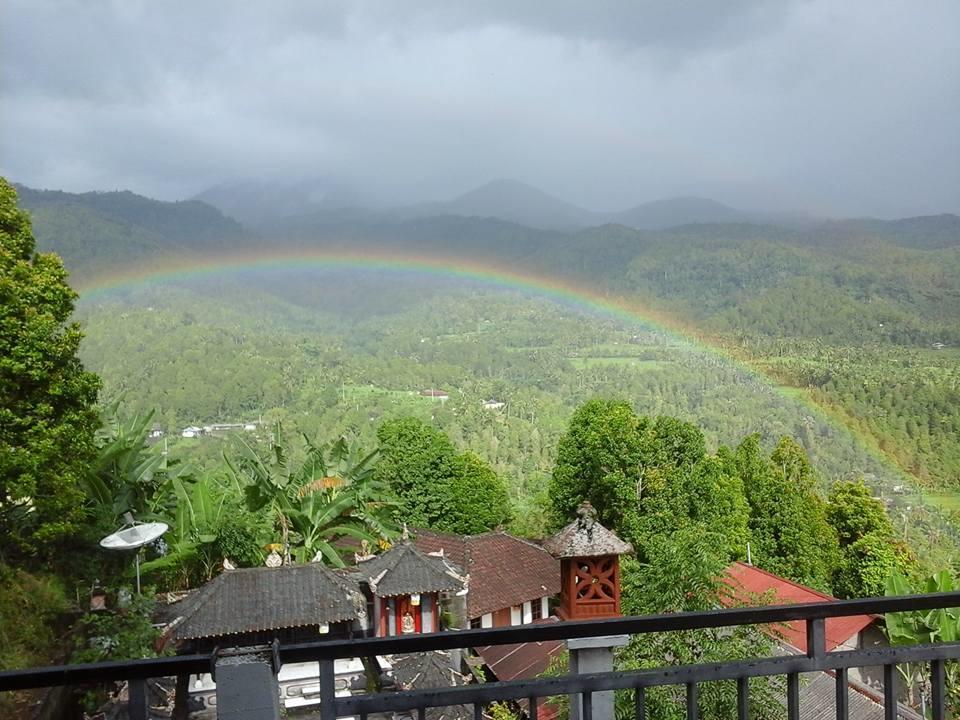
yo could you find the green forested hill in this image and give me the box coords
[14,181,960,493]
[15,185,251,275]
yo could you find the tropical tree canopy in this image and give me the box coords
[0,178,101,559]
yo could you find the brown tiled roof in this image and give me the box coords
[543,502,633,558]
[413,529,560,618]
[166,564,363,642]
[475,617,564,681]
[355,542,466,597]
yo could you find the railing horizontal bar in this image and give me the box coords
[4,591,960,692]
[334,641,960,715]
[0,653,211,692]
[286,592,960,660]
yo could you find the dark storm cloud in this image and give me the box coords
[2,0,958,216]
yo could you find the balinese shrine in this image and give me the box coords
[545,501,634,720]
[543,501,633,620]
[355,539,467,636]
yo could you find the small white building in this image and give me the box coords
[181,426,203,439]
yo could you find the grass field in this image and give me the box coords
[903,493,960,513]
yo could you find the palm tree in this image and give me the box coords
[225,423,398,566]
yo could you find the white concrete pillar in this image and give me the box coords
[567,635,629,720]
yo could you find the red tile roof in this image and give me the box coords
[475,617,565,681]
[722,562,877,652]
[413,529,560,618]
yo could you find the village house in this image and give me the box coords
[152,510,923,720]
[419,389,450,402]
[412,529,559,629]
[722,561,920,719]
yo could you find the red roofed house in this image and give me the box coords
[413,529,560,631]
[723,561,879,654]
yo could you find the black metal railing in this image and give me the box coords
[3,592,960,720]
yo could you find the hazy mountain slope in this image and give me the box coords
[15,184,251,276]
[193,178,369,228]
[611,196,750,229]
[809,214,960,250]
[391,179,596,230]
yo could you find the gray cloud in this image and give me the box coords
[2,0,958,216]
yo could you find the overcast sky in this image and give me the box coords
[2,0,958,217]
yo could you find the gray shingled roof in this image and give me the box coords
[166,564,364,642]
[790,668,923,719]
[390,651,472,720]
[356,542,466,597]
[543,501,633,558]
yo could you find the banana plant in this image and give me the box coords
[82,403,183,523]
[139,477,229,587]
[884,570,960,712]
[225,423,398,566]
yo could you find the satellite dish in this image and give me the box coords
[99,522,168,550]
[99,515,168,594]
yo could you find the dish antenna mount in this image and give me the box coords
[99,513,168,594]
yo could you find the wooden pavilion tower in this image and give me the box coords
[543,501,633,620]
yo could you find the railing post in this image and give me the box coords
[835,667,849,720]
[567,635,628,720]
[736,676,749,720]
[786,672,799,720]
[128,678,148,720]
[883,665,897,720]
[806,618,825,660]
[214,651,281,720]
[931,659,945,720]
[320,658,337,720]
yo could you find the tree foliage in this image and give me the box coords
[736,435,840,592]
[0,178,101,559]
[375,418,510,534]
[226,424,398,566]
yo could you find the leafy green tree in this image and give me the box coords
[885,570,960,712]
[376,418,510,533]
[736,435,840,592]
[447,452,511,533]
[833,531,911,599]
[825,478,912,598]
[549,399,647,531]
[83,404,182,526]
[826,478,893,547]
[617,528,784,720]
[376,417,460,528]
[0,178,101,559]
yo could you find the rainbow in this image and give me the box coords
[76,248,690,338]
[74,247,910,485]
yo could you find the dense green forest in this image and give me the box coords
[4,179,960,716]
[21,185,960,498]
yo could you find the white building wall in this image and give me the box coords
[481,613,493,629]
[522,601,533,624]
[510,606,522,626]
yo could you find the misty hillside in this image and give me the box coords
[611,196,750,229]
[16,185,251,274]
[808,214,960,250]
[390,179,596,230]
[193,178,369,228]
[195,177,767,232]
